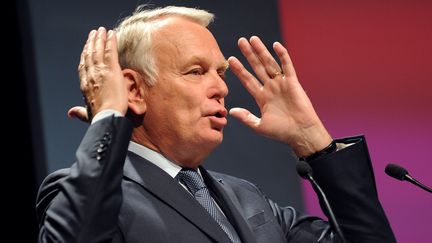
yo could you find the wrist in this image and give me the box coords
[290,125,333,158]
[299,139,337,162]
[92,109,124,124]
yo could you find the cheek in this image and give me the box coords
[182,89,207,108]
[149,81,208,123]
[175,94,207,121]
[156,101,202,129]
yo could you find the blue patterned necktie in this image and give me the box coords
[176,169,241,243]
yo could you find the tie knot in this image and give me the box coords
[177,169,206,194]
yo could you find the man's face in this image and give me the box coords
[141,17,229,166]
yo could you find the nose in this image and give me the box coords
[209,72,228,101]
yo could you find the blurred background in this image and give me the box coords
[12,0,431,242]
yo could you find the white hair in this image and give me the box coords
[114,5,215,86]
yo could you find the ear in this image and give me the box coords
[122,69,148,115]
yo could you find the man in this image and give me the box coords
[36,5,396,243]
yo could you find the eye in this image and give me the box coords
[218,71,226,80]
[187,68,204,76]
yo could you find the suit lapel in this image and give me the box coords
[123,152,232,243]
[200,167,258,243]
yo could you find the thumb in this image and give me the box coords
[229,107,260,130]
[67,106,89,123]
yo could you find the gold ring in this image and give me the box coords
[271,71,283,79]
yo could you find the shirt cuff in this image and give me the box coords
[91,109,124,124]
[336,142,355,151]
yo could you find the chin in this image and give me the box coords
[210,129,224,143]
[200,132,224,149]
[192,127,224,149]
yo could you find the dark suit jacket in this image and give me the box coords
[36,116,396,242]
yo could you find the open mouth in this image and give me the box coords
[214,111,224,118]
[210,108,227,118]
[206,109,227,130]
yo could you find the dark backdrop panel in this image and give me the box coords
[10,0,42,242]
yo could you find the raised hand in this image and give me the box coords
[68,27,128,122]
[228,36,332,157]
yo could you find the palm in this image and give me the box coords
[228,36,331,156]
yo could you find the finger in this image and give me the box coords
[228,56,262,100]
[273,41,297,78]
[105,30,119,68]
[249,36,282,79]
[93,27,107,65]
[237,37,269,83]
[67,106,89,123]
[78,41,88,87]
[84,30,97,74]
[229,107,260,130]
[79,30,96,91]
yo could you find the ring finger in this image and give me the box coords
[249,36,282,79]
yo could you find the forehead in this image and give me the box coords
[152,17,225,64]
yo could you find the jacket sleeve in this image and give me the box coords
[36,116,133,243]
[270,135,396,243]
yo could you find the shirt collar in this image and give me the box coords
[128,141,182,178]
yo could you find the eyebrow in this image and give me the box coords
[221,61,229,72]
[182,56,229,72]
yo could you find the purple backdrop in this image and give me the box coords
[278,1,432,242]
